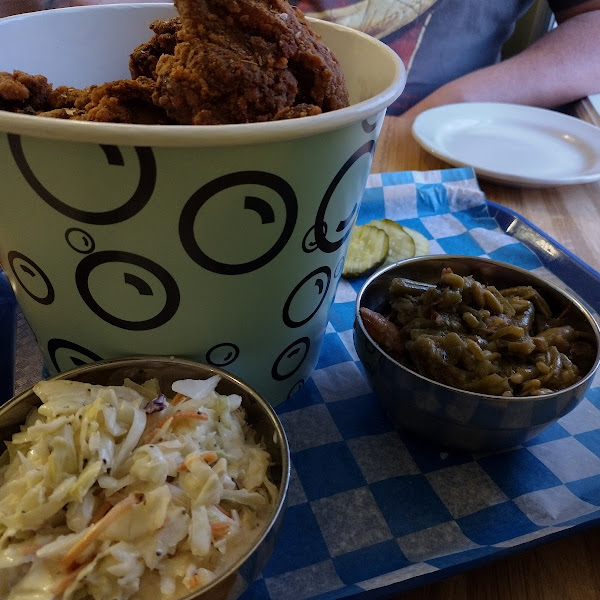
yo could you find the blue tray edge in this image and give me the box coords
[486,200,600,312]
[350,200,600,600]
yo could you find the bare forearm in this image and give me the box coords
[404,9,600,121]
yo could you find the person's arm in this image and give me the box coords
[402,0,600,122]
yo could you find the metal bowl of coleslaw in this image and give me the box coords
[0,356,291,600]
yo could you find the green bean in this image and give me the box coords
[374,268,592,396]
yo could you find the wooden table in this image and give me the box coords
[373,103,600,600]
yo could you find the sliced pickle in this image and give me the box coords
[369,218,415,265]
[342,224,389,278]
[400,225,430,256]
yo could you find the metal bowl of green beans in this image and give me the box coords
[354,255,600,451]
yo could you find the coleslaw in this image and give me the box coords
[0,375,277,600]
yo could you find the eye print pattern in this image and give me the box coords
[301,226,320,253]
[47,338,103,374]
[271,337,310,381]
[333,256,345,280]
[75,250,180,331]
[65,228,96,254]
[362,118,378,134]
[282,267,331,328]
[8,135,156,225]
[313,140,375,254]
[6,121,378,402]
[287,380,305,400]
[206,343,240,367]
[179,171,297,275]
[8,250,55,305]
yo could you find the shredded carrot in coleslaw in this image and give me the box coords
[0,376,277,600]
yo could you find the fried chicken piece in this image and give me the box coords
[42,77,172,123]
[153,0,349,124]
[129,17,181,79]
[36,108,87,119]
[48,85,93,110]
[76,77,173,124]
[1,0,348,125]
[273,103,322,120]
[0,70,52,113]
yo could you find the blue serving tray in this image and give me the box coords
[487,200,600,312]
[244,169,600,600]
[4,168,600,600]
[353,201,600,600]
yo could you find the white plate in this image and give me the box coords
[412,102,600,187]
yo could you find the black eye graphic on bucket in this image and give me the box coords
[206,343,240,367]
[75,250,180,330]
[65,228,96,254]
[7,250,55,305]
[333,256,345,279]
[301,226,320,253]
[271,337,310,381]
[282,267,331,328]
[47,338,103,373]
[313,141,375,254]
[287,380,305,399]
[362,118,378,134]
[179,171,297,275]
[8,135,156,225]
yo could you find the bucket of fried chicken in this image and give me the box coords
[0,1,406,406]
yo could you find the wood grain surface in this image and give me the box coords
[373,104,600,600]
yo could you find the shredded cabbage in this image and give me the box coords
[0,376,276,600]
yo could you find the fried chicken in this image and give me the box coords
[48,85,93,110]
[76,77,172,124]
[152,0,349,124]
[129,17,181,79]
[0,73,170,123]
[0,70,52,113]
[40,78,172,124]
[0,0,349,124]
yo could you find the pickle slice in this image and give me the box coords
[400,225,430,256]
[369,219,416,265]
[342,224,389,278]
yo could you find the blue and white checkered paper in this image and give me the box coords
[242,168,600,600]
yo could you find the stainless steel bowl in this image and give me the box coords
[354,256,600,451]
[0,356,290,600]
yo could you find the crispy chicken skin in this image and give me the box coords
[0,71,169,123]
[0,70,52,113]
[48,85,93,110]
[43,78,173,124]
[153,0,349,124]
[129,17,181,80]
[0,0,349,124]
[77,77,173,124]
